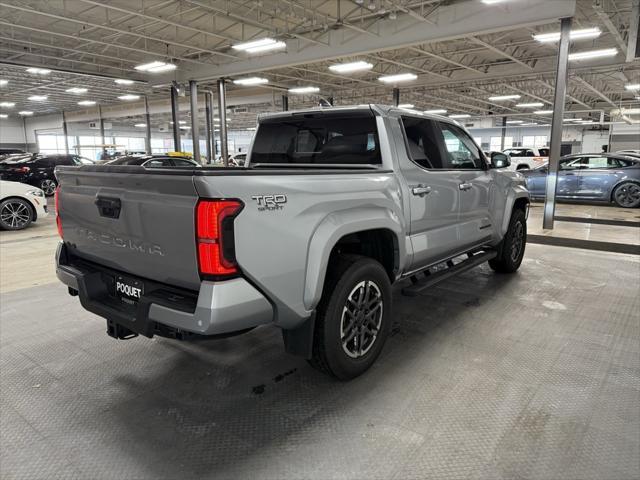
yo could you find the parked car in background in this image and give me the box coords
[502,147,549,171]
[521,153,640,208]
[229,153,247,166]
[106,154,201,167]
[0,180,48,230]
[0,154,93,196]
[0,148,27,158]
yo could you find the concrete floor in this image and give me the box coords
[1,201,639,479]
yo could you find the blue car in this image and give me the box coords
[521,153,640,208]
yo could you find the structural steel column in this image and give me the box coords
[392,88,400,107]
[62,111,69,154]
[217,78,229,167]
[500,116,507,151]
[189,80,201,164]
[170,85,181,152]
[543,17,572,230]
[98,105,106,156]
[144,96,151,155]
[204,91,213,164]
[282,94,289,111]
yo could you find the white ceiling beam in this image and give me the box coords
[592,0,628,57]
[573,76,619,107]
[165,0,576,81]
[469,37,534,70]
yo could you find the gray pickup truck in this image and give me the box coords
[55,105,529,379]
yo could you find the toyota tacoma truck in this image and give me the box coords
[55,105,529,380]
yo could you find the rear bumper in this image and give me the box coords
[55,242,273,337]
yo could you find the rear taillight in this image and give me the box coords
[54,186,63,238]
[19,166,30,173]
[196,199,243,277]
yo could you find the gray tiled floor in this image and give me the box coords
[1,244,639,479]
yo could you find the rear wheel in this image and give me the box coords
[40,178,57,196]
[612,182,640,208]
[309,255,392,380]
[0,198,33,230]
[489,208,526,273]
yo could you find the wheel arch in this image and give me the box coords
[500,187,530,236]
[610,178,640,202]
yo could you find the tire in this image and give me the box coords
[489,208,526,273]
[309,255,392,380]
[612,182,640,208]
[0,198,34,230]
[39,178,57,196]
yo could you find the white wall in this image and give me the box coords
[0,116,26,145]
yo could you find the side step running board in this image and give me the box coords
[401,250,497,297]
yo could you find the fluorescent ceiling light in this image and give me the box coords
[564,118,583,122]
[568,48,618,61]
[233,77,269,86]
[521,122,538,126]
[232,38,286,54]
[328,61,373,73]
[246,127,256,131]
[533,27,601,43]
[625,84,640,91]
[449,114,471,119]
[488,94,521,101]
[534,110,554,114]
[134,61,176,73]
[0,102,15,108]
[170,120,188,125]
[481,0,508,4]
[378,73,417,83]
[0,114,7,118]
[115,79,134,85]
[577,120,595,124]
[179,125,191,130]
[78,100,96,106]
[65,87,88,94]
[28,95,48,101]
[26,67,51,75]
[506,120,524,124]
[288,86,320,94]
[134,123,147,128]
[18,111,33,116]
[118,94,140,101]
[424,109,447,114]
[398,103,415,109]
[516,102,544,108]
[0,80,7,86]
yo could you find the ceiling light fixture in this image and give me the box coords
[488,94,521,101]
[118,94,140,101]
[424,109,447,114]
[398,103,415,109]
[625,84,640,91]
[621,108,640,115]
[449,114,471,119]
[568,48,618,61]
[26,67,51,75]
[328,61,373,73]
[28,95,48,101]
[0,80,7,86]
[506,120,524,124]
[516,102,544,108]
[18,111,33,116]
[378,73,417,83]
[134,61,177,73]
[78,100,96,106]
[65,87,88,94]
[134,123,147,128]
[533,27,602,43]
[0,102,15,108]
[288,86,320,94]
[481,0,509,4]
[115,79,134,85]
[0,114,7,119]
[179,125,191,130]
[232,38,286,54]
[534,110,554,115]
[233,77,269,86]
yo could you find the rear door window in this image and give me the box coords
[400,116,444,169]
[251,111,381,165]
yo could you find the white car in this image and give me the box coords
[502,147,550,171]
[0,180,48,230]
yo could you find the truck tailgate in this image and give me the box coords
[56,167,201,291]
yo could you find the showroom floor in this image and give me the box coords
[1,202,639,479]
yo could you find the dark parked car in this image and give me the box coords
[521,153,640,208]
[0,154,94,196]
[106,155,200,167]
[0,148,26,158]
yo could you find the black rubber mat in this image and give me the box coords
[528,234,640,255]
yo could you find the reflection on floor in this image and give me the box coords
[528,202,640,248]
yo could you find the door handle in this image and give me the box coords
[411,185,432,197]
[459,182,473,191]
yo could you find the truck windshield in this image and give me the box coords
[251,111,381,165]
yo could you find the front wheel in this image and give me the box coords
[309,256,392,380]
[489,208,527,273]
[0,198,34,230]
[39,178,57,196]
[612,182,640,208]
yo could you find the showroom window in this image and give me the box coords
[522,135,548,148]
[37,134,75,154]
[490,136,513,151]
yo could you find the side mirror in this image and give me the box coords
[491,152,511,169]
